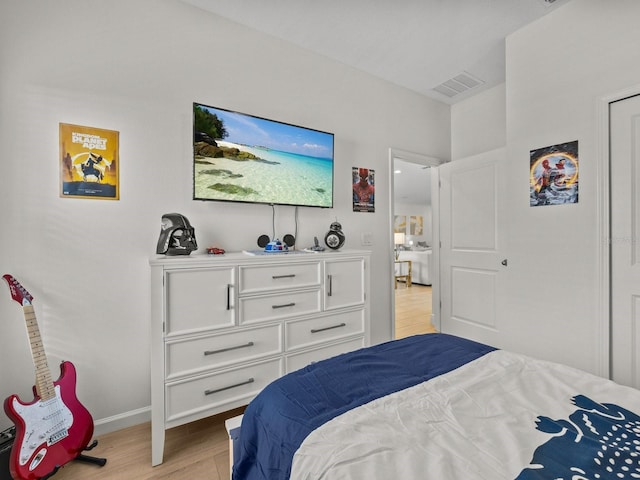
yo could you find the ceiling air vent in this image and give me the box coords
[432,72,484,98]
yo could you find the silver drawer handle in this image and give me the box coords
[272,302,295,309]
[204,378,254,396]
[204,342,254,356]
[226,284,232,311]
[311,322,346,334]
[272,274,296,279]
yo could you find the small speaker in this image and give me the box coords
[282,234,295,248]
[257,234,270,248]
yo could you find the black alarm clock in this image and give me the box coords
[324,221,345,250]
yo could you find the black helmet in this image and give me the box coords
[156,213,198,255]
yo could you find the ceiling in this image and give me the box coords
[394,159,432,206]
[179,0,568,104]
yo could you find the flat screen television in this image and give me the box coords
[193,102,334,208]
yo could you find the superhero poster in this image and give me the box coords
[353,167,375,212]
[60,123,119,200]
[529,140,578,207]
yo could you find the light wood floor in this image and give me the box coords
[53,406,245,480]
[51,286,435,479]
[395,283,438,338]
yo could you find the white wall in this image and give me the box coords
[451,83,506,160]
[502,0,640,374]
[452,0,640,376]
[0,0,450,431]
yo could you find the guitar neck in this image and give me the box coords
[23,305,56,401]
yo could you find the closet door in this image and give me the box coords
[610,94,640,389]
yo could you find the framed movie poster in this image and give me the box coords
[530,140,578,207]
[352,167,375,212]
[60,123,120,200]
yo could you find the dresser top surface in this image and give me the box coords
[150,249,371,266]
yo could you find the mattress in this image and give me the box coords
[232,334,640,480]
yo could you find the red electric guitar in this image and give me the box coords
[2,275,98,480]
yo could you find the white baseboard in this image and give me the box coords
[93,406,151,437]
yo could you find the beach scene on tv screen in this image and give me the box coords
[193,104,334,207]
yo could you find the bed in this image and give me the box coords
[231,333,640,480]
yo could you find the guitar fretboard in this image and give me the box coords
[23,305,56,401]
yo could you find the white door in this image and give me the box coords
[439,148,506,346]
[610,94,640,389]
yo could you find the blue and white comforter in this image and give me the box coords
[233,334,640,480]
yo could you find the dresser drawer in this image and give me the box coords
[165,358,283,423]
[239,261,321,294]
[285,309,365,351]
[239,289,321,325]
[286,337,364,373]
[165,324,282,380]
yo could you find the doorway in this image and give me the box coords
[388,148,442,339]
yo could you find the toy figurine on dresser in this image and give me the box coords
[324,221,345,250]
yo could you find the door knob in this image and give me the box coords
[501,259,508,266]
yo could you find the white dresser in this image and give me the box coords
[149,250,370,465]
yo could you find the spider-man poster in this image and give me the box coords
[530,140,578,207]
[59,123,119,200]
[353,167,375,212]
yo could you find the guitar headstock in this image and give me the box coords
[2,274,33,306]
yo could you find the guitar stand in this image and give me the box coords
[39,440,107,480]
[75,439,107,467]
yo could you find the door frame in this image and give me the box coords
[388,147,443,338]
[597,83,640,378]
